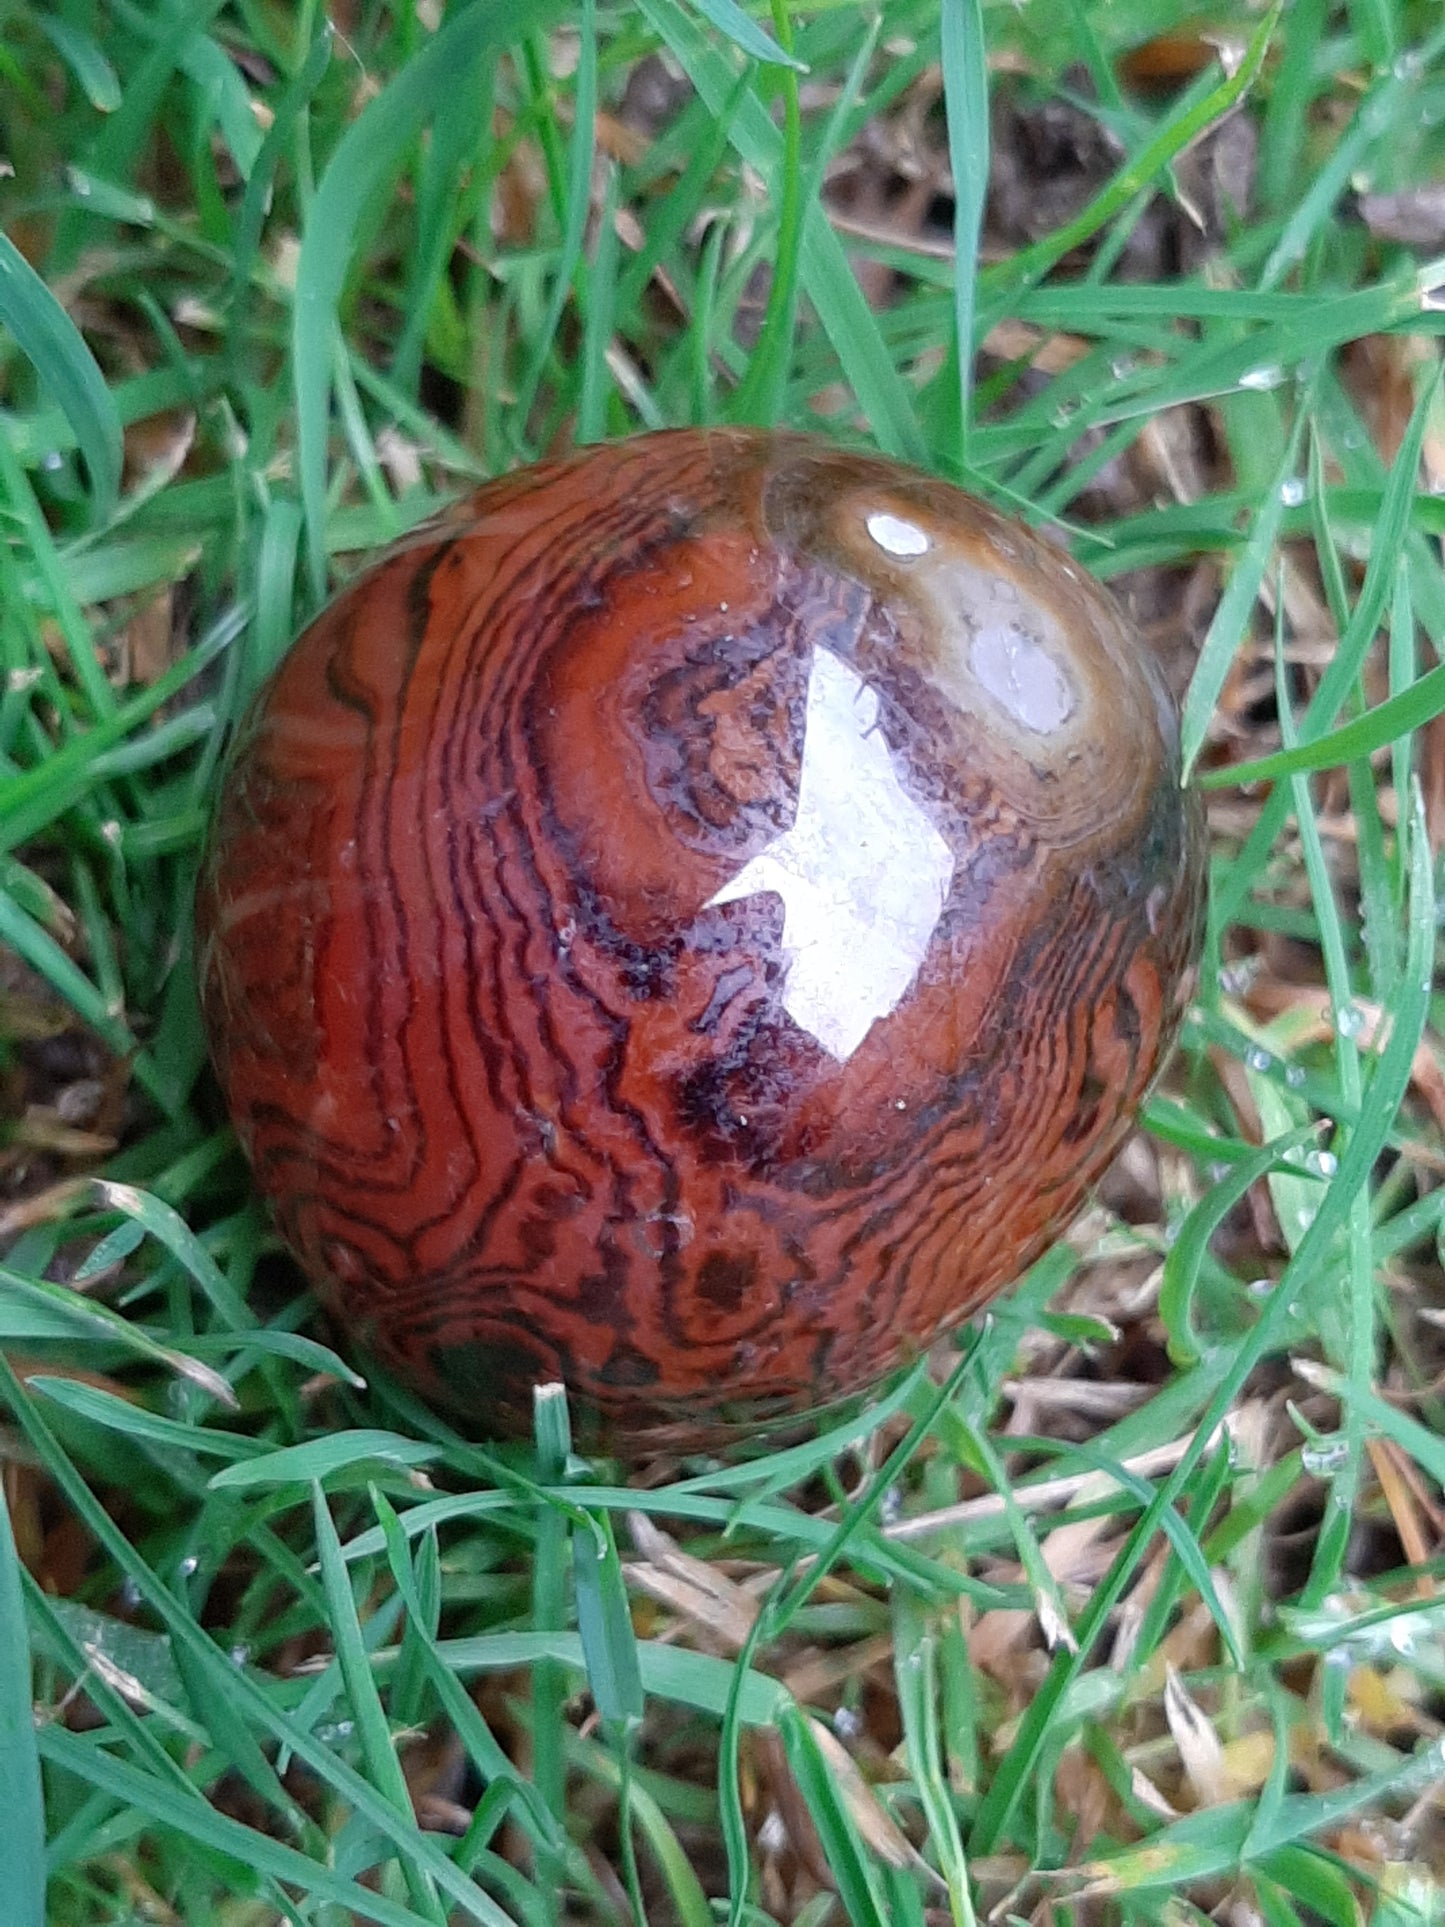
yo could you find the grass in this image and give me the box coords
[2,0,1445,1922]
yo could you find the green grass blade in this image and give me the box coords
[971,784,1436,1854]
[726,1,802,427]
[311,1483,446,1924]
[1259,45,1440,288]
[209,1430,443,1488]
[532,1383,573,1923]
[985,4,1281,302]
[0,1357,528,1927]
[939,0,988,460]
[35,1726,442,1927]
[639,0,926,460]
[0,232,122,521]
[778,1703,890,1927]
[1158,1126,1321,1366]
[688,0,805,69]
[512,0,599,439]
[35,14,121,112]
[1200,655,1445,787]
[0,1484,45,1927]
[577,163,621,443]
[573,1511,644,1736]
[892,1590,976,1927]
[1180,403,1306,778]
[293,0,559,598]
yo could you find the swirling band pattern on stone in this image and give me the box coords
[196,430,1205,1450]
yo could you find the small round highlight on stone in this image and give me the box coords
[196,429,1206,1454]
[865,509,931,558]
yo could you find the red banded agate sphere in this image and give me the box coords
[196,430,1204,1450]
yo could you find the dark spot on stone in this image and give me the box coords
[696,1249,758,1314]
[519,1212,558,1266]
[431,1335,555,1415]
[596,1346,660,1387]
[1062,1067,1108,1144]
[534,1179,585,1218]
[579,1247,632,1328]
[1115,984,1142,1051]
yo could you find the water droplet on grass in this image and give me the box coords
[1303,1438,1350,1476]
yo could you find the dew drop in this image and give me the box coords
[1279,478,1305,507]
[1239,365,1284,392]
[758,1811,788,1854]
[1303,1438,1350,1476]
[1217,959,1258,996]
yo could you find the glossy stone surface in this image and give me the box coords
[196,430,1205,1449]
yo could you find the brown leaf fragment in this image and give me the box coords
[12,1108,117,1158]
[803,1715,927,1878]
[1054,1743,1114,1858]
[781,1633,896,1709]
[1218,1728,1276,1800]
[1422,709,1445,855]
[1367,1436,1437,1580]
[624,1511,760,1653]
[1357,187,1445,249]
[751,1724,832,1893]
[1130,1765,1182,1822]
[0,1178,89,1240]
[1163,1664,1228,1807]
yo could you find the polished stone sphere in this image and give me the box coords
[196,430,1204,1450]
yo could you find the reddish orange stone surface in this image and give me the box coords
[196,430,1204,1450]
